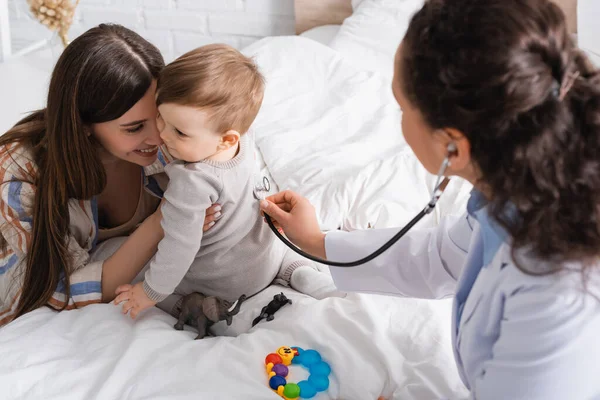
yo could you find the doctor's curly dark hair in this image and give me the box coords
[401,0,600,272]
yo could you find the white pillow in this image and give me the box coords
[351,0,365,10]
[330,0,424,80]
[298,24,341,47]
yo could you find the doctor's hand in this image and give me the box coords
[260,190,326,259]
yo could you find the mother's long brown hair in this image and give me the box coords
[402,0,600,270]
[1,24,164,318]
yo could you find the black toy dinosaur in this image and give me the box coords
[252,292,292,327]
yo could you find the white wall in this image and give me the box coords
[6,0,295,61]
[578,0,600,66]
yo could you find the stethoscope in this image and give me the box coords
[255,143,456,267]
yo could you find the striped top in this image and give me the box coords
[0,142,172,327]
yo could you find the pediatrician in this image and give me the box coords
[260,0,600,398]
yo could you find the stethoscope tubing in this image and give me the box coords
[263,176,451,267]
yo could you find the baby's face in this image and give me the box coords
[157,103,223,162]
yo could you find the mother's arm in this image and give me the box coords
[100,202,221,302]
[100,204,163,302]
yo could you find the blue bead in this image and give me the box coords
[291,347,304,365]
[308,375,329,392]
[309,362,331,376]
[297,380,317,399]
[269,375,286,390]
[301,350,322,366]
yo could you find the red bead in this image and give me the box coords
[265,353,283,365]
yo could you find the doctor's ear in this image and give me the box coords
[436,128,471,172]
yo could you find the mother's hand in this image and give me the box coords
[204,204,222,231]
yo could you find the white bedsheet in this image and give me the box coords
[0,287,466,399]
[0,36,470,400]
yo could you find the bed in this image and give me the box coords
[0,0,579,399]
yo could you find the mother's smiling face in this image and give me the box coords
[91,80,163,167]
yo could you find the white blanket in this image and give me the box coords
[0,287,466,399]
[0,37,470,400]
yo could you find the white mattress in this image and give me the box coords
[0,36,469,400]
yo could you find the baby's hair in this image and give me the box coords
[401,0,600,271]
[157,44,265,134]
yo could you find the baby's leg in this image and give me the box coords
[277,249,346,300]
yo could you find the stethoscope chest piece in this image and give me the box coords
[253,176,271,200]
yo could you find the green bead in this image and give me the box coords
[283,383,301,398]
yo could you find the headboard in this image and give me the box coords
[294,0,352,34]
[294,0,578,35]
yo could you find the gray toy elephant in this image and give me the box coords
[174,292,247,339]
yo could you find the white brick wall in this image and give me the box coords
[6,0,294,61]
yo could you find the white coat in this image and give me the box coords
[326,191,600,399]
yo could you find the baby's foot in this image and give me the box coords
[290,266,347,300]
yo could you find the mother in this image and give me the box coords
[0,24,218,326]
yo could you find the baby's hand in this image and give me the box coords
[114,282,157,319]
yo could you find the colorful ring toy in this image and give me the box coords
[265,346,331,399]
